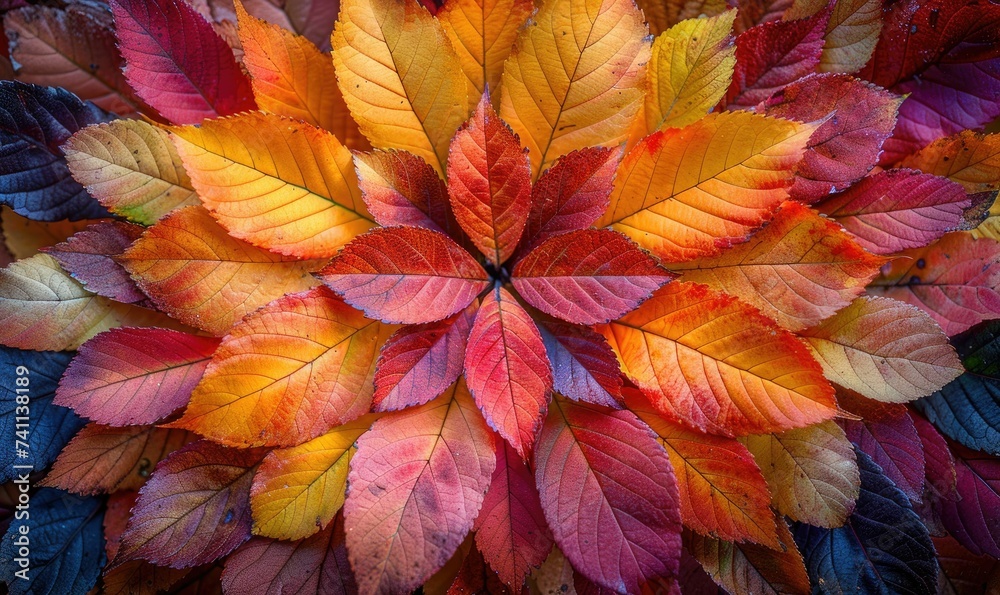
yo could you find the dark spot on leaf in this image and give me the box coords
[916,259,925,269]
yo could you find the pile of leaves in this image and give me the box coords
[0,0,999,592]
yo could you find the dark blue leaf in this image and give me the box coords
[0,488,105,595]
[794,450,937,595]
[953,319,1000,376]
[0,346,82,482]
[0,82,113,221]
[915,373,1000,456]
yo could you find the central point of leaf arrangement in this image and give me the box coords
[484,263,511,285]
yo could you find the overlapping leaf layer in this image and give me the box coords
[1,0,998,593]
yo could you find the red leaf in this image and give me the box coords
[344,383,496,595]
[373,305,475,412]
[761,73,902,202]
[538,321,623,408]
[910,410,957,505]
[882,57,1000,164]
[448,543,524,595]
[724,9,830,109]
[447,93,532,266]
[868,233,1000,335]
[937,440,1000,557]
[817,169,970,255]
[221,514,356,595]
[42,221,148,304]
[934,533,1000,594]
[535,397,682,592]
[520,147,620,255]
[858,0,1000,89]
[512,230,673,325]
[837,390,926,503]
[355,149,459,236]
[43,423,192,495]
[109,0,255,124]
[474,438,553,589]
[111,440,268,569]
[54,328,219,426]
[465,285,552,458]
[319,226,489,324]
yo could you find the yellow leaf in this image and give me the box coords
[0,253,185,351]
[63,120,198,225]
[819,0,882,74]
[970,215,1000,241]
[741,421,859,527]
[438,0,534,106]
[784,0,829,20]
[332,0,469,175]
[235,1,367,149]
[250,414,378,540]
[499,0,651,178]
[171,112,373,260]
[643,11,736,133]
[598,111,815,263]
[1,208,102,259]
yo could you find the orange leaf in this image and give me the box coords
[332,0,468,175]
[344,382,495,595]
[234,1,366,149]
[672,201,886,330]
[43,424,193,495]
[900,131,1000,194]
[170,287,387,447]
[499,0,650,178]
[171,112,372,260]
[438,0,534,104]
[742,421,859,528]
[318,226,490,324]
[250,415,378,540]
[466,285,552,458]
[448,93,533,266]
[119,206,321,336]
[63,120,198,225]
[800,296,963,403]
[599,281,837,436]
[0,253,187,351]
[629,391,778,548]
[598,112,815,263]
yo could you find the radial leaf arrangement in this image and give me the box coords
[1,0,1000,593]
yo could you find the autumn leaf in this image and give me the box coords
[499,0,650,177]
[818,0,882,74]
[235,1,365,148]
[171,288,385,447]
[800,296,963,403]
[42,220,148,304]
[687,521,811,595]
[600,282,837,436]
[355,149,459,236]
[171,112,372,260]
[344,382,495,595]
[539,321,623,409]
[672,201,886,331]
[109,0,255,123]
[466,285,552,458]
[332,0,468,175]
[62,120,198,225]
[318,226,489,325]
[54,327,218,426]
[599,111,815,263]
[535,396,682,593]
[448,92,533,267]
[119,206,322,336]
[901,131,1000,195]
